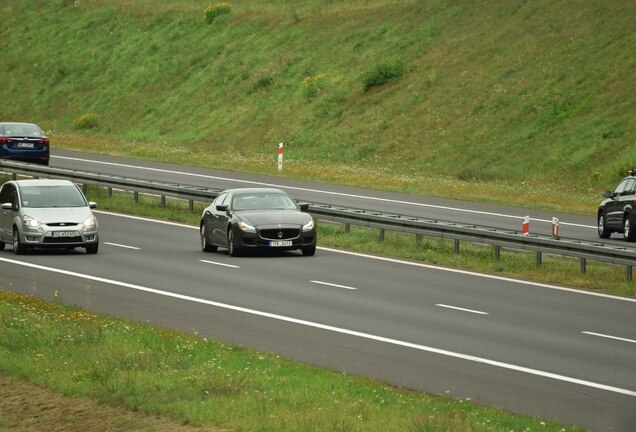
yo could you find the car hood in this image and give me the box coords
[22,207,94,224]
[236,210,312,227]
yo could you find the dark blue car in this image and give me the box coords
[0,122,49,165]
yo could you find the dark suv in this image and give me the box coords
[598,169,636,241]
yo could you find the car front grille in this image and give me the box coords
[259,228,300,240]
[43,236,82,244]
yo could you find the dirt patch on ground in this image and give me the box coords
[0,373,229,432]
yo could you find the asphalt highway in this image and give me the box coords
[50,149,619,245]
[1,211,635,431]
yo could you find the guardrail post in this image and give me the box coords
[161,195,166,207]
[628,265,633,282]
[82,184,87,194]
[108,187,112,198]
[580,258,587,273]
[344,223,350,233]
[134,191,139,203]
[454,239,460,254]
[379,229,385,241]
[416,233,422,244]
[536,251,542,266]
[494,245,501,260]
[12,173,16,180]
[189,200,194,212]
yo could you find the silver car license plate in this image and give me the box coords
[53,231,76,238]
[269,240,292,247]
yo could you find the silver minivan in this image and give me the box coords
[0,179,99,254]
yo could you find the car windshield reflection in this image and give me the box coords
[21,185,87,208]
[232,193,297,211]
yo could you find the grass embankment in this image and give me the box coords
[0,290,584,432]
[1,0,635,214]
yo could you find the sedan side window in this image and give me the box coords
[0,184,16,208]
[614,179,629,196]
[624,179,636,195]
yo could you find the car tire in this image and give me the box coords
[597,213,611,239]
[227,227,241,257]
[301,245,316,256]
[85,239,99,254]
[624,215,636,242]
[200,224,217,252]
[13,228,26,255]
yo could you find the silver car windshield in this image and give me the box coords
[20,185,87,208]
[232,193,298,211]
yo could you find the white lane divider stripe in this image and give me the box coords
[582,331,636,345]
[104,242,140,250]
[311,280,358,290]
[2,256,635,398]
[200,260,240,269]
[436,304,489,315]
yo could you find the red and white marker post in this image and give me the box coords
[552,217,559,239]
[277,143,283,172]
[522,216,530,236]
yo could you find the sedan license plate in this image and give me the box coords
[53,231,76,238]
[17,142,35,148]
[269,240,292,247]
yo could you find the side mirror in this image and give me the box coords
[216,204,228,212]
[1,202,14,211]
[89,202,97,209]
[603,191,612,199]
[298,203,309,211]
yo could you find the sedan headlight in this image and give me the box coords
[302,219,315,232]
[82,215,97,231]
[237,221,256,233]
[23,215,42,229]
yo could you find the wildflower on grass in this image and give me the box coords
[302,73,328,100]
[204,3,231,24]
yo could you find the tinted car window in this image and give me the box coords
[0,184,16,206]
[0,123,43,137]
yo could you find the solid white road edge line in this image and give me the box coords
[1,256,635,398]
[310,280,358,290]
[582,331,636,345]
[436,304,489,315]
[93,211,636,303]
[55,155,593,229]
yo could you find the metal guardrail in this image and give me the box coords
[1,160,635,280]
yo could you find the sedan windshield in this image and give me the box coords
[20,185,87,208]
[232,193,298,211]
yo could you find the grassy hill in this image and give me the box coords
[1,0,635,212]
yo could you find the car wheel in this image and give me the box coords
[200,223,217,252]
[227,227,241,257]
[624,216,636,242]
[85,239,99,254]
[301,245,316,256]
[597,213,611,239]
[13,228,26,255]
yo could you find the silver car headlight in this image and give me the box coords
[237,221,256,233]
[302,219,315,232]
[23,215,42,229]
[82,215,97,231]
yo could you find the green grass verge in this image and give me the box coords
[0,290,584,431]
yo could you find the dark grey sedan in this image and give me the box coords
[200,188,316,256]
